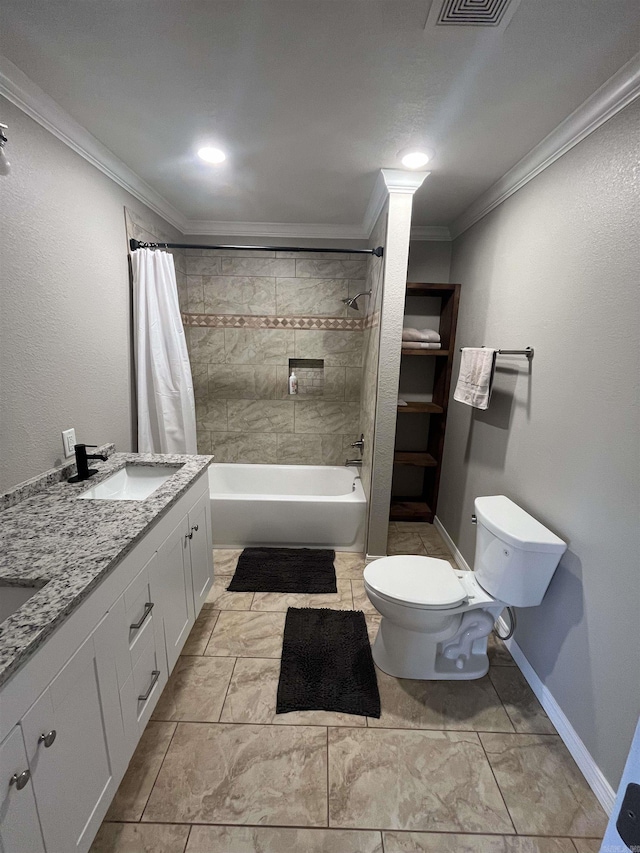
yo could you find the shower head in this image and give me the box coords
[341,290,372,311]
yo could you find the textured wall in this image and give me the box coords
[0,98,180,490]
[407,241,452,282]
[440,100,640,788]
[179,249,365,463]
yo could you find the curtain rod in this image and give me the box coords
[129,238,383,257]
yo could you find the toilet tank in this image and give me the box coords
[473,496,567,607]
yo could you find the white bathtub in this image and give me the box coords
[209,464,366,551]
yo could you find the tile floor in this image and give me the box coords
[91,525,606,852]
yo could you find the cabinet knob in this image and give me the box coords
[38,730,57,748]
[10,769,31,790]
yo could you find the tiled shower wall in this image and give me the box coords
[180,249,369,464]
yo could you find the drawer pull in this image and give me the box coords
[191,524,199,534]
[138,670,161,702]
[130,601,154,631]
[10,770,30,790]
[38,730,57,748]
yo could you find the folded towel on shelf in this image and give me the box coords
[402,341,441,349]
[454,348,497,410]
[402,327,440,343]
[397,398,408,406]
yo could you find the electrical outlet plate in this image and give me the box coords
[62,428,76,458]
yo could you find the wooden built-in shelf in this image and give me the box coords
[406,282,458,294]
[401,349,450,357]
[393,452,437,467]
[397,402,444,414]
[390,500,434,522]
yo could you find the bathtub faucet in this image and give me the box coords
[345,459,362,468]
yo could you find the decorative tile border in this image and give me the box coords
[182,313,364,330]
[363,310,380,329]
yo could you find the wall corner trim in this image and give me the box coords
[434,515,617,816]
[0,54,188,233]
[363,169,431,240]
[410,225,451,241]
[450,52,640,239]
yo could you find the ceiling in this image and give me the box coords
[1,0,638,232]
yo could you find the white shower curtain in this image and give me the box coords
[131,248,197,454]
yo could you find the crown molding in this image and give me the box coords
[184,219,366,240]
[363,168,431,237]
[450,52,640,239]
[0,54,188,232]
[410,225,451,241]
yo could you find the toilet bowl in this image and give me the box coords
[365,496,567,680]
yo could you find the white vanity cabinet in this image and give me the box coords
[0,470,213,853]
[0,726,46,853]
[20,611,125,853]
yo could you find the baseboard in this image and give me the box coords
[434,514,616,816]
[365,553,386,564]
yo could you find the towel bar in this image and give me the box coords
[459,347,534,361]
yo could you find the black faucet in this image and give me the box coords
[68,444,108,483]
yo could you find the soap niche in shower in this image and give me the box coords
[289,358,325,397]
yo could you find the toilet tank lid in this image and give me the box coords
[475,496,567,554]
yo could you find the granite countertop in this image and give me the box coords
[0,448,213,688]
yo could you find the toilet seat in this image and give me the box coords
[364,555,468,610]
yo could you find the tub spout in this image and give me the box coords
[345,459,362,467]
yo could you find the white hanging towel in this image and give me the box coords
[132,248,198,454]
[453,348,497,410]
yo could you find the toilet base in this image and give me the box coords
[371,614,493,681]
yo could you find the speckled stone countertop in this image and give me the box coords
[0,448,213,688]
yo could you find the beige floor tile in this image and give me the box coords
[105,721,176,821]
[205,575,254,610]
[328,727,513,832]
[480,733,608,837]
[351,579,378,615]
[213,548,243,574]
[572,839,602,852]
[489,667,557,734]
[204,610,285,657]
[366,614,382,644]
[383,833,577,852]
[220,657,367,727]
[143,722,327,826]
[181,609,220,655]
[334,551,366,579]
[369,670,514,732]
[89,822,189,853]
[386,528,428,556]
[251,578,353,611]
[151,656,235,722]
[488,632,516,666]
[186,825,383,853]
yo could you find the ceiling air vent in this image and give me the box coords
[426,0,520,29]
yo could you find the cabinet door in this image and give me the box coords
[20,616,123,853]
[154,515,195,672]
[0,726,46,853]
[188,490,214,615]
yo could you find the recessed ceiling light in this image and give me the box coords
[198,146,226,164]
[400,149,433,169]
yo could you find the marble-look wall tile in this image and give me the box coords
[227,400,295,433]
[221,257,296,277]
[276,251,367,259]
[208,365,277,400]
[296,259,368,279]
[195,399,227,432]
[225,328,295,365]
[196,429,212,454]
[276,434,346,465]
[186,256,222,275]
[187,327,226,363]
[294,401,361,434]
[204,276,276,315]
[345,367,363,401]
[295,330,363,366]
[276,278,348,316]
[186,276,205,312]
[210,432,278,463]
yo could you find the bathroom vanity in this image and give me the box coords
[0,449,214,853]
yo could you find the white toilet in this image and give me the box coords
[364,495,567,680]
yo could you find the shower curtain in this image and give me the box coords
[131,248,197,454]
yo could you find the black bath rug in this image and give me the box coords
[276,608,381,718]
[226,547,337,593]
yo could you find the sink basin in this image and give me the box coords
[78,465,182,501]
[0,585,41,624]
